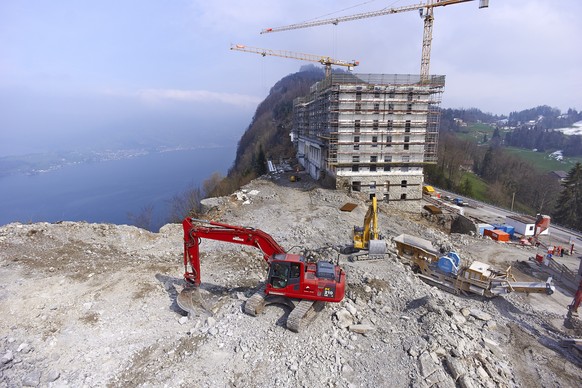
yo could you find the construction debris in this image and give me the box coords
[0,176,580,387]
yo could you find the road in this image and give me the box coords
[429,189,582,273]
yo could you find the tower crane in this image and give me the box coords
[230,44,359,78]
[261,0,489,81]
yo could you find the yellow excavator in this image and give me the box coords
[344,196,386,260]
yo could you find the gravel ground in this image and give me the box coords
[1,174,581,387]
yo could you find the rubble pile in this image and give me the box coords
[1,176,581,387]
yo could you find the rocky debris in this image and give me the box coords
[469,308,493,321]
[0,176,581,387]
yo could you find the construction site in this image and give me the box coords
[250,1,491,213]
[293,73,444,212]
[1,174,581,387]
[2,1,581,387]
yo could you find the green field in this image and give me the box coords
[455,123,495,143]
[460,172,488,202]
[504,147,582,173]
[454,124,582,173]
[456,122,516,143]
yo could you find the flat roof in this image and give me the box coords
[506,214,537,224]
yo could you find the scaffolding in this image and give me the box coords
[293,73,444,209]
[293,73,445,171]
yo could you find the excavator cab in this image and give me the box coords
[267,260,304,290]
[264,254,344,302]
[269,261,290,289]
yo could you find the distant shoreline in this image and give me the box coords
[0,144,234,178]
[0,146,236,231]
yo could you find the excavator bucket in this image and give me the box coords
[176,285,212,318]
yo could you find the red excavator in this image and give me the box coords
[177,217,346,332]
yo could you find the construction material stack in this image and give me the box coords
[394,234,555,297]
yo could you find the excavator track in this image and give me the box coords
[244,284,267,316]
[286,300,325,333]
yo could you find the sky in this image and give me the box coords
[1,0,581,156]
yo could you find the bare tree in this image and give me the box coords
[166,186,203,223]
[127,204,154,231]
[203,172,224,197]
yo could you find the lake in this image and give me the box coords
[0,146,236,231]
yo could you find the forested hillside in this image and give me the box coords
[208,66,325,196]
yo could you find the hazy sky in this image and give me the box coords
[1,1,580,156]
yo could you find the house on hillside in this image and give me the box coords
[292,73,445,212]
[548,170,568,182]
[453,118,467,127]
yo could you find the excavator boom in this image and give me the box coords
[353,197,379,249]
[182,217,286,286]
[178,217,346,332]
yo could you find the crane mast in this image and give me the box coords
[230,44,359,78]
[261,0,489,81]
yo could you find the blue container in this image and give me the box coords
[504,225,515,237]
[491,224,515,238]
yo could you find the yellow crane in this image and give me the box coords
[261,0,490,81]
[230,44,359,78]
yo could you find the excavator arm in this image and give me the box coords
[369,196,379,241]
[354,197,379,249]
[182,217,286,286]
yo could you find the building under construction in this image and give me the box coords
[293,73,445,212]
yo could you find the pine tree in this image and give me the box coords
[480,146,494,179]
[490,127,501,147]
[553,162,582,230]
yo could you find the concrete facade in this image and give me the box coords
[293,73,445,212]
